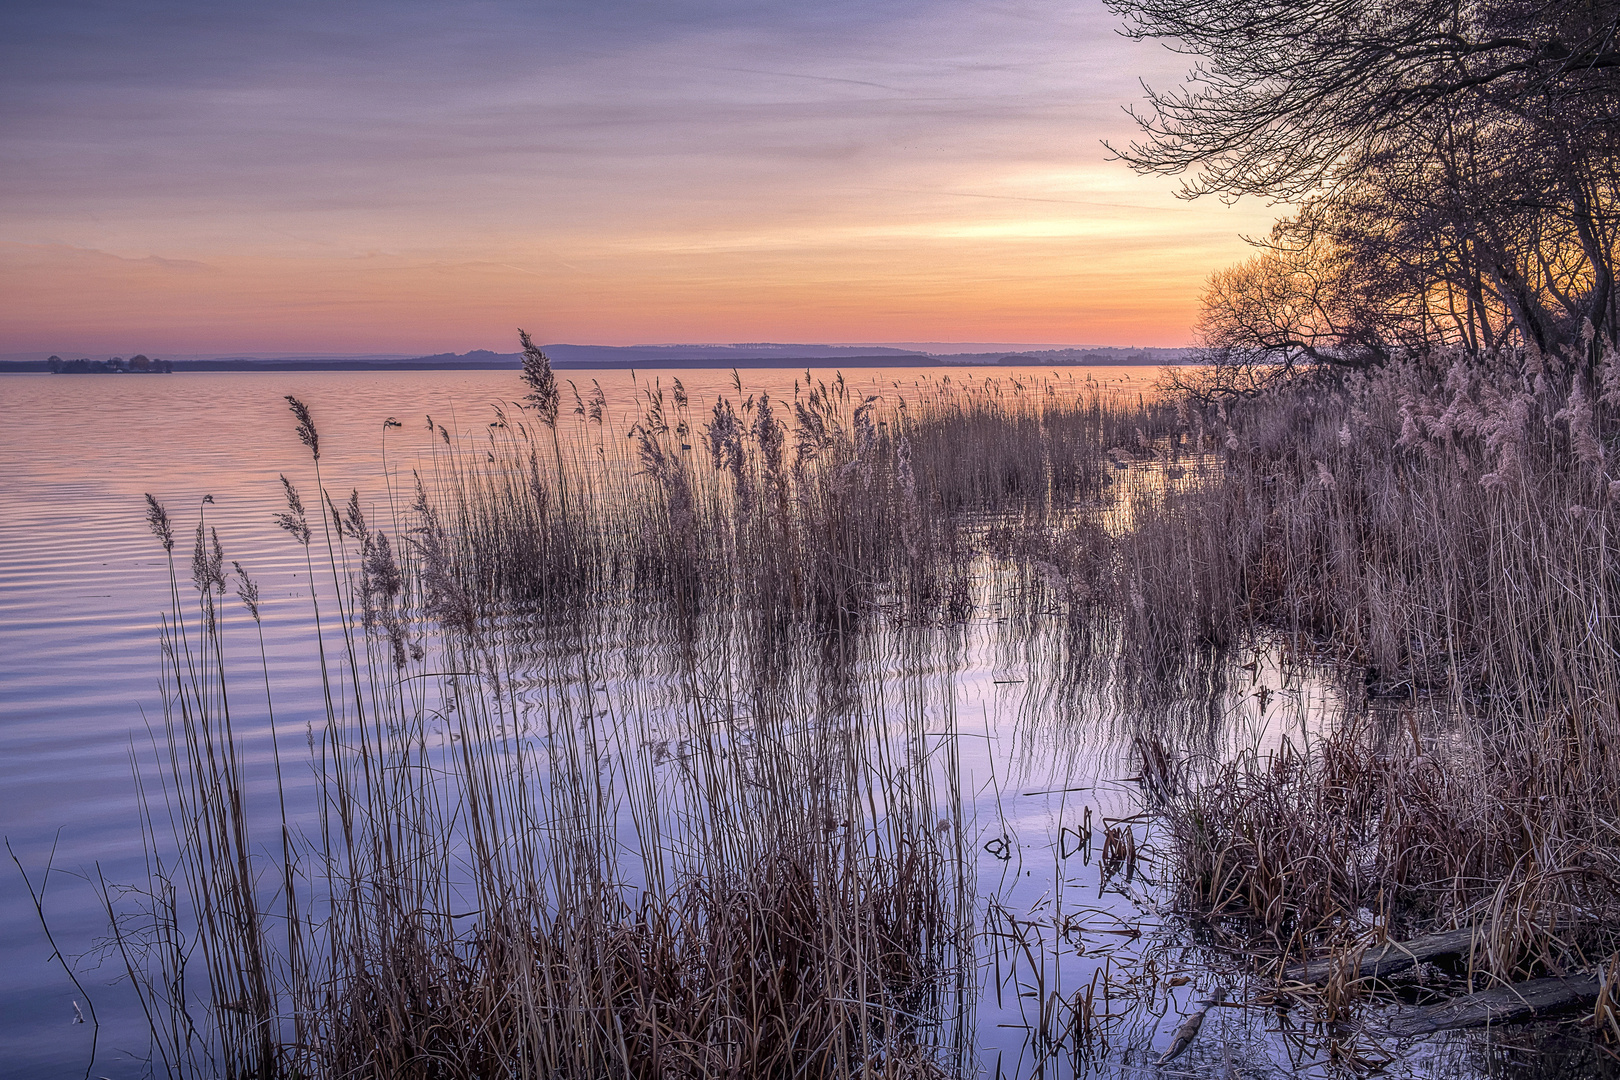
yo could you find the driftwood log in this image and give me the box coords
[1283,928,1477,984]
[1386,974,1602,1036]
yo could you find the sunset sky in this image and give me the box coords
[1,0,1281,356]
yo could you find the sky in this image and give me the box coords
[0,0,1281,356]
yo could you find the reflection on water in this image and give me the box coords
[0,366,1159,1078]
[479,575,1366,1078]
[0,368,1578,1079]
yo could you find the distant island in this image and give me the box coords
[3,343,1192,374]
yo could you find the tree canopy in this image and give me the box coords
[1109,0,1620,367]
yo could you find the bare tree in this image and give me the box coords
[1197,235,1380,365]
[1109,0,1620,364]
[1107,0,1620,200]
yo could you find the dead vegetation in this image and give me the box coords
[106,336,1620,1076]
[1141,344,1620,1043]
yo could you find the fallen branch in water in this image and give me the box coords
[1283,927,1478,985]
[1386,974,1602,1036]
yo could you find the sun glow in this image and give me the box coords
[0,0,1277,355]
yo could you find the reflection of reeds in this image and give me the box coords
[115,386,989,1078]
[1147,346,1620,1013]
[109,342,1620,1075]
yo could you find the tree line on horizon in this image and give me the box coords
[47,353,172,374]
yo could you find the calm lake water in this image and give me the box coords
[0,366,1413,1079]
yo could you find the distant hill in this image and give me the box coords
[543,343,928,365]
[934,346,1194,366]
[374,344,934,370]
[1,343,1193,374]
[367,344,1193,369]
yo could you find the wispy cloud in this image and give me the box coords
[0,0,1277,353]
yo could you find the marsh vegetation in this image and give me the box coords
[16,1,1620,1075]
[116,363,1169,1080]
[96,323,1620,1079]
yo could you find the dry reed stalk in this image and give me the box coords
[111,339,1620,1076]
[118,380,997,1077]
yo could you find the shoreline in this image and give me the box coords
[0,356,1188,374]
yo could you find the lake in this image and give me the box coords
[0,366,1389,1079]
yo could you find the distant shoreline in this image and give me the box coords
[0,348,1192,375]
[2,355,920,374]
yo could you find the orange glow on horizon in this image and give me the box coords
[1,182,1276,355]
[0,1,1283,357]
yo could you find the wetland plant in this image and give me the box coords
[109,344,1620,1076]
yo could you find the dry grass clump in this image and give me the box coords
[1163,717,1620,985]
[440,365,1172,634]
[113,394,973,1080]
[1165,722,1432,944]
[309,841,955,1080]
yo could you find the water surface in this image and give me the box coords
[1,366,1344,1079]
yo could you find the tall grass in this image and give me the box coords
[1131,345,1620,988]
[120,552,975,1078]
[109,366,1198,1078]
[109,344,1620,1077]
[438,371,1173,634]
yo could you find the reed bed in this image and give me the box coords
[435,367,1174,635]
[108,364,1201,1078]
[117,387,993,1079]
[119,549,974,1078]
[109,342,1620,1077]
[1131,345,1620,1005]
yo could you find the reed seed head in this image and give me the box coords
[144,493,174,552]
[231,560,261,623]
[275,474,312,546]
[285,396,320,461]
[191,523,226,596]
[518,328,559,428]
